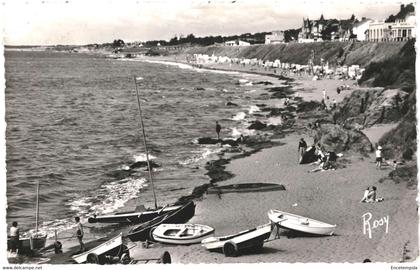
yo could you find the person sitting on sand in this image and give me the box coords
[360,186,384,203]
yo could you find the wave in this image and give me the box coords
[248,105,260,114]
[133,153,157,162]
[179,147,223,165]
[232,112,246,121]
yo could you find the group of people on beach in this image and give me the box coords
[8,217,85,255]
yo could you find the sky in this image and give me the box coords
[1,0,416,45]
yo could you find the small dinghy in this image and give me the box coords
[72,233,124,264]
[201,223,272,257]
[268,209,336,236]
[152,224,215,245]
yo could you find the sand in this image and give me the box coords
[38,58,418,265]
[127,63,418,264]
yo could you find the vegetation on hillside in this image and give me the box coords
[358,39,415,93]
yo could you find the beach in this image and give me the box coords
[131,65,417,263]
[35,57,418,265]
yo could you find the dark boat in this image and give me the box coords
[207,183,286,195]
[87,204,184,224]
[126,200,195,242]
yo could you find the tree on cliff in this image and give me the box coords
[112,39,125,48]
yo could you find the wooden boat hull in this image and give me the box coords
[7,235,47,255]
[207,183,285,194]
[87,204,183,224]
[127,201,195,242]
[152,224,214,245]
[201,223,272,253]
[72,233,123,264]
[268,209,336,236]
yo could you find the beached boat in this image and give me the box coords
[268,209,336,236]
[201,223,272,257]
[152,224,214,245]
[7,181,47,255]
[87,204,184,224]
[207,183,285,194]
[72,233,123,264]
[126,200,195,242]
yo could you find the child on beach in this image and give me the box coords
[375,146,383,169]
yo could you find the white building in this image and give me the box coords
[225,40,251,46]
[265,31,285,44]
[368,5,416,42]
[352,18,372,41]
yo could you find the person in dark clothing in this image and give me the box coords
[216,121,222,140]
[9,221,20,253]
[298,138,307,163]
[75,217,85,252]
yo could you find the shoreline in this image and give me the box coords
[9,52,417,264]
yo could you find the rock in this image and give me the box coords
[335,89,409,128]
[296,101,323,113]
[197,137,238,147]
[313,124,373,154]
[130,160,161,170]
[255,81,273,85]
[248,120,267,130]
[226,101,239,107]
[195,87,205,91]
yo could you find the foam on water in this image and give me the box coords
[233,112,246,121]
[231,127,256,137]
[267,116,283,126]
[179,146,223,165]
[248,105,260,114]
[133,153,157,162]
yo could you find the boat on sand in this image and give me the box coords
[152,224,214,245]
[201,223,272,257]
[126,200,195,242]
[72,233,124,264]
[268,209,336,236]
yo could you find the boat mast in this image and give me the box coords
[134,77,158,210]
[35,181,39,234]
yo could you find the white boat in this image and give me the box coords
[72,233,123,264]
[268,209,336,236]
[152,224,214,245]
[201,223,272,257]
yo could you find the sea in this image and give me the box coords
[4,50,280,240]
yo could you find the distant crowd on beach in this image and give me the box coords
[187,53,365,81]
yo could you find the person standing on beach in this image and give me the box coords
[298,138,307,163]
[375,146,383,169]
[216,121,222,140]
[75,217,85,252]
[9,221,20,253]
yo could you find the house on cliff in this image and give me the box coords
[352,18,373,41]
[225,39,251,46]
[298,15,357,42]
[367,4,416,42]
[265,31,285,44]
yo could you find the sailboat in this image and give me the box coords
[88,77,194,225]
[8,181,47,255]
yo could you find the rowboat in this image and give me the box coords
[126,200,195,242]
[268,209,336,236]
[207,183,285,194]
[152,224,214,245]
[201,223,272,257]
[72,233,123,264]
[87,204,184,224]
